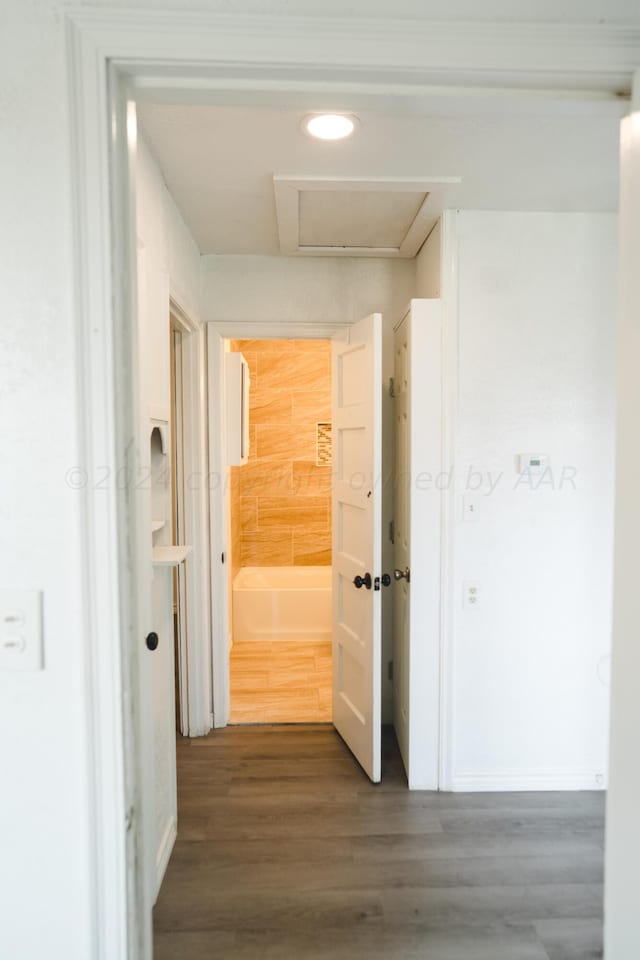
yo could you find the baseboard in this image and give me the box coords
[155,816,177,899]
[450,770,607,792]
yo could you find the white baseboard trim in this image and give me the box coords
[155,817,177,899]
[451,770,607,792]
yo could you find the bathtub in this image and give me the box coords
[233,566,332,643]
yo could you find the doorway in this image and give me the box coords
[225,337,334,724]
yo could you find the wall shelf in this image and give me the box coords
[151,519,165,534]
[152,545,192,567]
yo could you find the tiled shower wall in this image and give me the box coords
[229,339,332,567]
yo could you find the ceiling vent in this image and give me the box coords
[273,176,459,258]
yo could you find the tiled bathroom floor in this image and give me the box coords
[229,640,332,723]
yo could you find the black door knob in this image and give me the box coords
[381,573,391,587]
[353,573,372,590]
[146,631,159,651]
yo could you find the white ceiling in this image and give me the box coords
[138,101,622,256]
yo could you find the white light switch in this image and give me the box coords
[0,590,43,671]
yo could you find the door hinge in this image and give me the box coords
[388,660,394,681]
[389,520,395,544]
[221,552,225,564]
[389,377,395,398]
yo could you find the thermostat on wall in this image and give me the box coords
[517,453,548,475]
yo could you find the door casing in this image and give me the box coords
[64,10,637,958]
[207,321,346,728]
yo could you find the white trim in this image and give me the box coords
[207,327,230,728]
[207,320,341,730]
[208,320,346,339]
[66,24,133,960]
[452,771,607,792]
[67,10,640,96]
[273,176,460,258]
[170,297,213,738]
[155,817,177,897]
[438,210,459,792]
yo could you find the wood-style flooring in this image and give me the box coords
[229,640,332,723]
[153,725,605,960]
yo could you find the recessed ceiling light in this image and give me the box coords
[304,114,358,141]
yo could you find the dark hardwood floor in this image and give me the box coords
[153,725,604,959]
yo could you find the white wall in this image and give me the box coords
[0,4,92,958]
[135,133,203,884]
[136,135,202,338]
[605,111,640,960]
[415,220,442,298]
[449,210,617,790]
[202,254,416,720]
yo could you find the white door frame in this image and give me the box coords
[169,299,212,737]
[64,9,638,957]
[206,320,345,728]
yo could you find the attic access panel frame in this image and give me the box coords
[273,176,460,257]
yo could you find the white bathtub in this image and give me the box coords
[233,566,332,642]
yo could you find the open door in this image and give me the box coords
[393,299,443,789]
[331,313,383,783]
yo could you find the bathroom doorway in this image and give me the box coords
[226,338,333,723]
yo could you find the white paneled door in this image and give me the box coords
[331,314,382,783]
[393,299,443,789]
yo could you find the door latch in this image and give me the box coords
[374,574,392,591]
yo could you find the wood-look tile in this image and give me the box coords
[230,668,270,691]
[292,461,333,495]
[293,530,332,565]
[275,641,332,657]
[153,930,238,960]
[232,687,319,710]
[230,641,273,658]
[229,703,267,723]
[534,917,603,960]
[250,391,292,424]
[258,351,330,392]
[256,424,316,461]
[229,641,332,724]
[257,495,329,530]
[292,339,332,354]
[235,338,296,353]
[239,460,293,497]
[240,531,293,567]
[154,725,605,960]
[291,389,332,422]
[239,496,258,532]
[267,662,317,688]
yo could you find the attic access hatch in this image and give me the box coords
[273,176,460,257]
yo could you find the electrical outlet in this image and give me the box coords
[463,494,480,522]
[463,581,480,608]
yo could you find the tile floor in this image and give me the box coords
[229,640,332,723]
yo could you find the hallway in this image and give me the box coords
[153,726,604,959]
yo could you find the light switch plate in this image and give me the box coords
[0,590,43,671]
